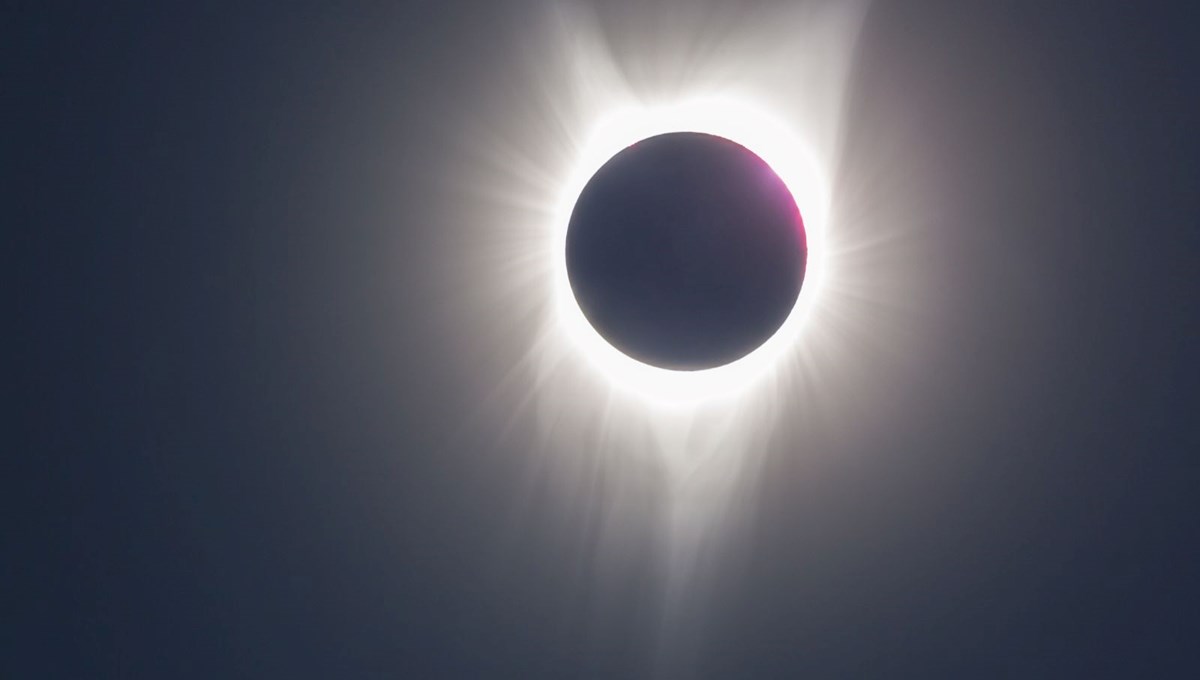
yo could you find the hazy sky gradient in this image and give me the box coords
[12,1,1199,677]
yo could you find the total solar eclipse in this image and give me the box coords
[565,132,807,371]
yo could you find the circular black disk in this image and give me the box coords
[565,132,807,371]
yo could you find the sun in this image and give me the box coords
[551,96,831,407]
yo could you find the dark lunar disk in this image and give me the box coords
[566,131,807,370]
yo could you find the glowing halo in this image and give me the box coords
[552,96,831,407]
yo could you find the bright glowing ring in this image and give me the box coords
[553,96,830,407]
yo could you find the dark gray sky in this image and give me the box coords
[12,1,1200,677]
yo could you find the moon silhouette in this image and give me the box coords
[566,131,807,371]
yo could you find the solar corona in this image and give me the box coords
[552,99,830,405]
